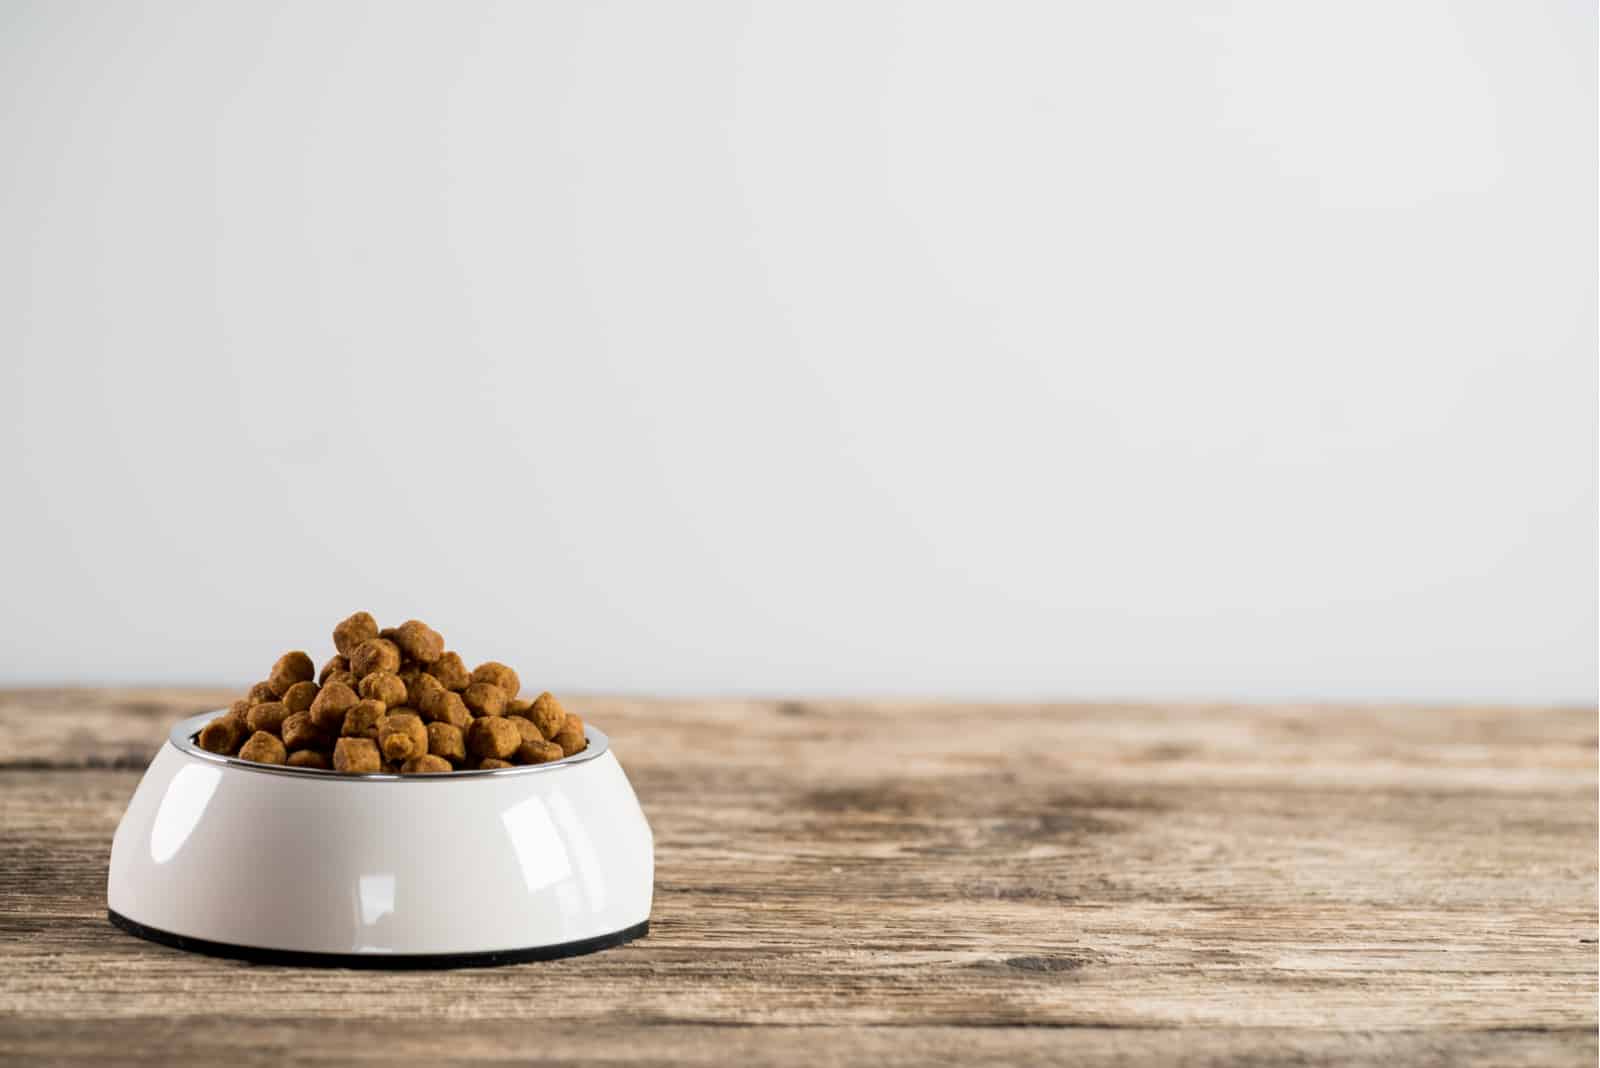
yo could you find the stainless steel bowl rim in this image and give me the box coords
[167,710,609,781]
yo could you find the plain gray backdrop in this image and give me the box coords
[1,1,1594,700]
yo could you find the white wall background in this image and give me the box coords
[1,1,1593,701]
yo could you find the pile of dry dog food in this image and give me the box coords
[196,613,586,774]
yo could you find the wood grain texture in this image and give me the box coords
[0,689,1594,1066]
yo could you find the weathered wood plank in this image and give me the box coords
[0,690,1593,1065]
[1,1019,1594,1067]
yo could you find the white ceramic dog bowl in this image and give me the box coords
[107,711,652,968]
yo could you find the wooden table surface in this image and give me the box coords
[0,689,1594,1065]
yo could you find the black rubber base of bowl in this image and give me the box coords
[107,909,648,969]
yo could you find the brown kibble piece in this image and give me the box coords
[309,681,359,731]
[462,682,507,717]
[333,736,382,773]
[471,662,520,700]
[420,688,471,729]
[342,699,388,739]
[282,680,319,716]
[507,698,533,717]
[527,692,568,740]
[333,611,379,657]
[246,700,290,735]
[379,712,428,762]
[393,620,445,665]
[427,651,471,691]
[247,681,277,705]
[350,637,401,678]
[516,738,565,764]
[325,670,359,692]
[401,754,452,774]
[287,749,330,770]
[553,713,586,757]
[319,655,349,685]
[426,722,466,764]
[281,711,324,751]
[359,671,406,709]
[198,716,243,755]
[510,717,542,746]
[409,672,445,711]
[238,731,287,765]
[225,699,253,727]
[268,651,315,697]
[477,758,513,770]
[466,716,520,760]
